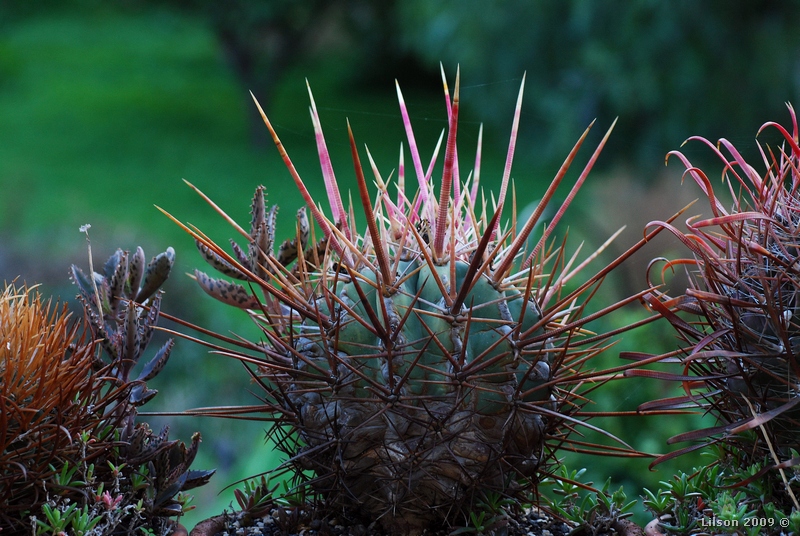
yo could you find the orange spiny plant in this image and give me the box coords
[0,283,108,528]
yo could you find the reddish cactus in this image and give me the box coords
[164,71,670,533]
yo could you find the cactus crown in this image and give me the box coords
[163,69,665,533]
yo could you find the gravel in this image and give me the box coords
[200,506,577,536]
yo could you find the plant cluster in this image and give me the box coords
[1,244,213,535]
[640,445,800,535]
[1,283,102,530]
[543,466,637,536]
[6,68,800,536]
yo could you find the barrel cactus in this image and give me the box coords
[164,69,662,533]
[638,105,800,508]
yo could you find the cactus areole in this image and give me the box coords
[165,68,639,534]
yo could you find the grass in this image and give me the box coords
[0,6,519,290]
[1,12,272,247]
[0,4,703,529]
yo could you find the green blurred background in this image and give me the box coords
[1,0,799,528]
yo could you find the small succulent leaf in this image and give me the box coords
[125,427,177,465]
[277,237,298,267]
[128,383,146,405]
[154,472,188,507]
[160,456,185,487]
[249,185,267,239]
[196,239,249,280]
[70,265,97,305]
[98,277,114,315]
[129,383,158,406]
[183,468,216,490]
[126,425,147,458]
[252,205,278,279]
[136,292,161,357]
[120,300,140,378]
[107,249,128,314]
[102,248,124,280]
[126,246,146,299]
[154,502,184,516]
[107,330,124,364]
[297,206,310,253]
[229,238,251,268]
[77,269,112,315]
[194,270,262,309]
[157,424,171,443]
[178,432,202,472]
[277,207,309,267]
[136,339,174,382]
[82,308,115,360]
[249,221,269,280]
[265,204,278,253]
[136,247,175,303]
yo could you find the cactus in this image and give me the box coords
[164,70,666,534]
[0,284,103,530]
[635,105,800,511]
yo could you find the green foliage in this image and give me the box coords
[129,0,800,175]
[34,502,105,536]
[49,461,87,489]
[449,491,516,535]
[543,465,636,533]
[397,0,800,172]
[34,503,79,535]
[642,448,800,535]
[69,505,104,536]
[233,475,277,520]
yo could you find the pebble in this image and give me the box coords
[207,506,575,536]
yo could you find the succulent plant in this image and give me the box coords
[163,70,668,534]
[0,244,213,534]
[632,105,800,514]
[70,245,215,526]
[70,245,177,422]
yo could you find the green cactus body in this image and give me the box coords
[176,70,638,534]
[287,254,552,523]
